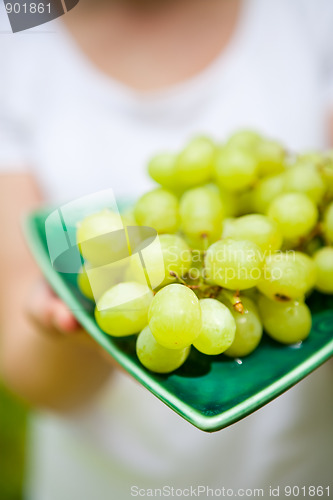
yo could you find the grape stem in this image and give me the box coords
[169,271,200,289]
[169,271,222,297]
[169,272,245,313]
[218,289,244,314]
[169,271,187,285]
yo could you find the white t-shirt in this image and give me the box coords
[1,1,332,499]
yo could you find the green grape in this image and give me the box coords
[121,208,136,227]
[184,234,212,251]
[175,136,216,188]
[85,260,127,300]
[77,266,94,301]
[227,130,261,149]
[185,252,206,284]
[234,189,255,216]
[204,239,263,290]
[224,297,263,357]
[291,252,316,290]
[179,185,224,244]
[256,139,286,176]
[136,326,190,374]
[298,151,324,165]
[319,155,333,196]
[134,188,180,234]
[221,218,235,237]
[284,162,326,204]
[242,287,259,303]
[252,173,286,214]
[95,282,153,336]
[257,251,316,301]
[148,284,201,349]
[258,294,312,344]
[125,234,192,289]
[203,182,221,195]
[313,247,333,294]
[219,187,238,217]
[323,202,333,243]
[147,153,177,189]
[222,214,282,253]
[193,299,236,355]
[298,151,333,196]
[267,192,318,240]
[215,146,259,192]
[76,209,124,265]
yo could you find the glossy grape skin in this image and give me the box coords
[76,209,123,265]
[258,294,312,344]
[214,146,259,192]
[256,139,286,177]
[136,326,190,373]
[313,247,333,294]
[126,234,192,289]
[323,202,333,243]
[95,282,153,337]
[148,284,201,349]
[204,239,263,290]
[77,266,94,301]
[147,153,177,189]
[175,136,216,188]
[193,299,236,355]
[179,185,224,244]
[267,192,318,240]
[257,251,316,301]
[252,173,286,214]
[224,297,263,358]
[284,162,326,204]
[134,188,180,234]
[222,214,282,253]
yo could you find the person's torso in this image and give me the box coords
[3,1,331,498]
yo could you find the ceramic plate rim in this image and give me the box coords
[23,208,333,432]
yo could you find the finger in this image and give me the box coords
[26,280,54,327]
[50,298,80,333]
[26,280,79,333]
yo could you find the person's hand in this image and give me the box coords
[25,279,100,351]
[26,279,80,334]
[25,278,122,367]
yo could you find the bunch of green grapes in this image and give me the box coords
[75,131,333,374]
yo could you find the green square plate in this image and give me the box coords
[24,206,333,432]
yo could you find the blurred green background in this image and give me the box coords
[0,383,28,500]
